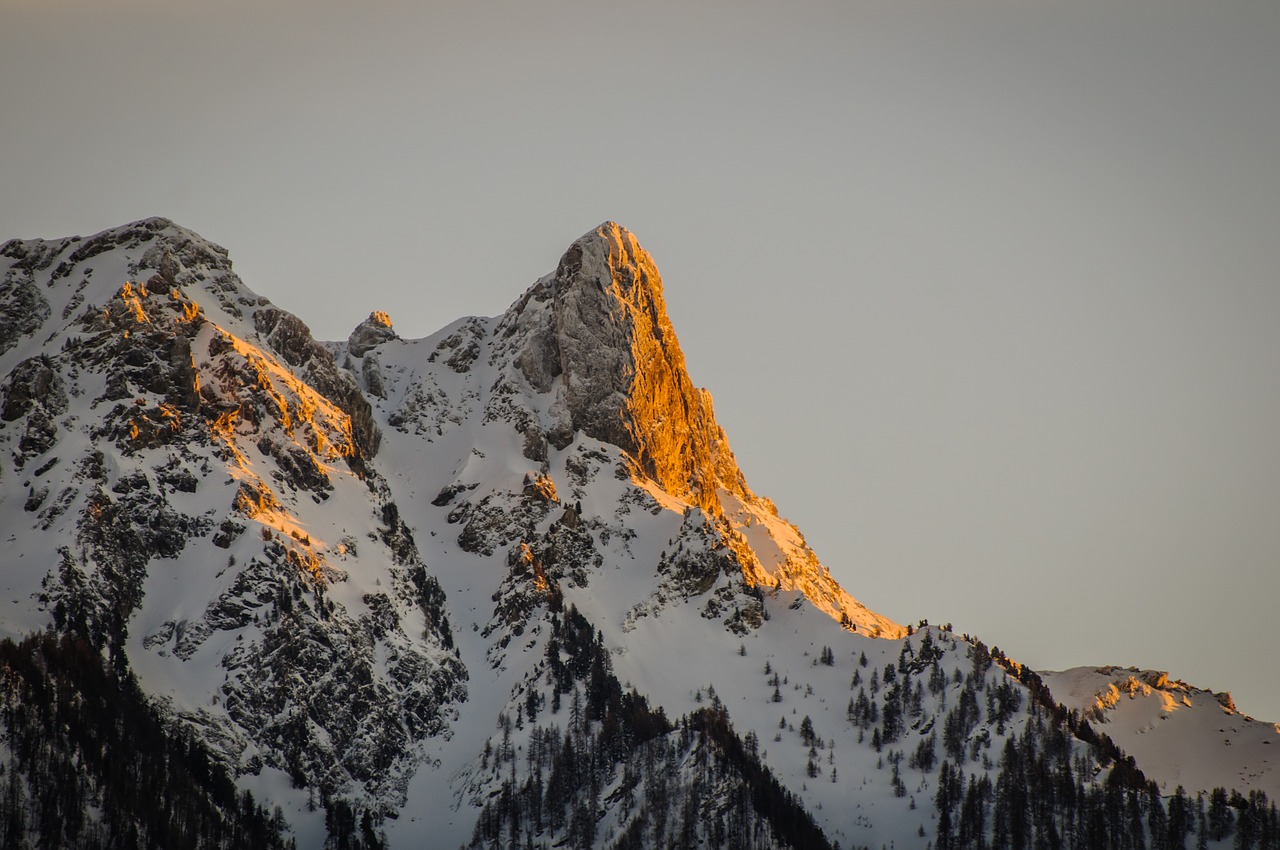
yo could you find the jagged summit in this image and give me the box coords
[3,216,901,637]
[473,223,901,635]
[500,221,748,513]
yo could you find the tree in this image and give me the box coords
[799,716,816,747]
[1168,785,1191,850]
[910,733,937,773]
[1208,788,1232,841]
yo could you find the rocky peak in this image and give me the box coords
[348,310,399,357]
[501,222,749,514]
[481,223,903,635]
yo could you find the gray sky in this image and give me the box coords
[4,0,1279,721]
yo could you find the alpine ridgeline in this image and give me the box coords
[1,219,1276,850]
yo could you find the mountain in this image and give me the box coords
[2,218,1277,850]
[1040,666,1280,802]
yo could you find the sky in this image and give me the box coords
[3,0,1279,721]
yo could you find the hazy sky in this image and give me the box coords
[4,0,1279,720]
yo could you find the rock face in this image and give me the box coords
[253,305,382,460]
[0,275,51,357]
[483,223,901,635]
[347,310,398,357]
[500,222,747,513]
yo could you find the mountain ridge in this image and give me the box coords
[337,220,902,636]
[2,216,1277,850]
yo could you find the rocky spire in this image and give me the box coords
[504,222,749,514]
[491,223,903,636]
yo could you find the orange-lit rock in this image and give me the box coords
[498,222,903,637]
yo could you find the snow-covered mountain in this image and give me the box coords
[1040,666,1280,801]
[2,218,1277,850]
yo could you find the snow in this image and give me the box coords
[1041,666,1280,800]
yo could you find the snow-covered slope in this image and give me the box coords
[3,217,1277,850]
[1041,666,1280,800]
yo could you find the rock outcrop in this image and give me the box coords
[348,311,398,357]
[486,223,901,636]
[498,222,749,514]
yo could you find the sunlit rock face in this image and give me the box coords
[501,222,748,514]
[494,222,903,636]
